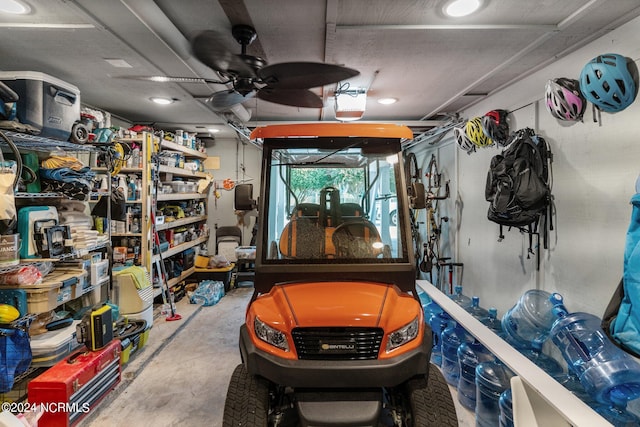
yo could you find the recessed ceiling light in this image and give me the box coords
[444,0,482,17]
[150,97,174,105]
[378,97,398,105]
[0,0,30,14]
[207,128,220,133]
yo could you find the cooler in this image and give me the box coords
[0,71,80,141]
[27,340,121,427]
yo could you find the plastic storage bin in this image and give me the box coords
[30,321,81,367]
[0,269,84,312]
[0,71,80,141]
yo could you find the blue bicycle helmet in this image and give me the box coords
[579,53,637,113]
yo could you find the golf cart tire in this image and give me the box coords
[404,363,458,426]
[223,363,269,427]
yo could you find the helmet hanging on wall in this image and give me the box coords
[579,53,638,113]
[454,126,476,154]
[545,78,586,121]
[465,117,493,148]
[482,109,511,146]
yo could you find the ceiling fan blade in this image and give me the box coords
[192,30,256,78]
[258,62,360,89]
[257,87,323,108]
[206,89,256,109]
[115,75,228,84]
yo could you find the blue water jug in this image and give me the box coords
[550,311,640,406]
[519,342,565,381]
[592,402,640,427]
[502,290,564,349]
[417,287,431,308]
[467,296,489,322]
[441,323,473,386]
[450,285,472,309]
[423,299,443,326]
[483,307,505,337]
[499,388,514,427]
[475,361,515,427]
[560,370,593,402]
[429,311,453,366]
[457,340,496,411]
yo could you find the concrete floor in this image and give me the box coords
[78,285,475,427]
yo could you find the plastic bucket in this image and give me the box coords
[0,234,20,267]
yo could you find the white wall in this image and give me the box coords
[410,15,640,318]
[204,137,262,254]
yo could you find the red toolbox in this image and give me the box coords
[27,340,121,427]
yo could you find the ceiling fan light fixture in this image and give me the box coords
[335,88,367,121]
[0,0,30,14]
[378,97,398,105]
[444,0,482,17]
[150,97,175,105]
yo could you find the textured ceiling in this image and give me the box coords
[0,0,637,140]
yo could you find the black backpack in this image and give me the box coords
[485,128,554,265]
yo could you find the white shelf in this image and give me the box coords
[417,281,612,427]
[160,140,207,159]
[157,192,206,201]
[152,235,208,262]
[167,266,196,287]
[156,215,207,231]
[158,165,208,179]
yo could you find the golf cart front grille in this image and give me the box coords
[292,327,384,360]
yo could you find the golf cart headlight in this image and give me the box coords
[386,317,419,352]
[254,317,289,351]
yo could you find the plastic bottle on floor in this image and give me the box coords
[429,311,453,367]
[457,339,496,411]
[423,299,443,326]
[475,361,515,427]
[450,285,472,309]
[498,388,514,427]
[441,323,473,386]
[466,296,489,322]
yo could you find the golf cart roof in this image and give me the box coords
[250,123,414,140]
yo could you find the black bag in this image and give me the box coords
[91,187,126,221]
[485,128,553,257]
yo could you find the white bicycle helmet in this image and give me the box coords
[454,126,476,154]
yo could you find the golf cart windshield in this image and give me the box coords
[261,138,409,264]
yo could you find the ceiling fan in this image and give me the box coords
[129,25,360,110]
